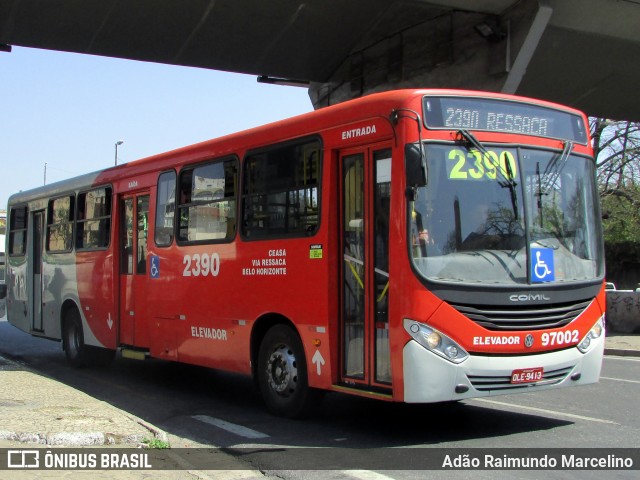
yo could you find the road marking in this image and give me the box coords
[192,415,270,439]
[604,355,640,362]
[344,470,396,480]
[601,376,640,385]
[470,398,620,425]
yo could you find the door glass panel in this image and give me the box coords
[374,149,392,383]
[342,154,365,379]
[121,199,134,275]
[136,196,149,274]
[33,211,44,331]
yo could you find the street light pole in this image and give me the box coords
[115,140,124,166]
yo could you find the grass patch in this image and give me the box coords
[142,437,170,449]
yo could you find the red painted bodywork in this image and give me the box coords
[61,89,602,400]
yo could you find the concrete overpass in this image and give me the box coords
[1,0,639,120]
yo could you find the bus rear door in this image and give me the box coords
[340,146,392,390]
[118,193,150,347]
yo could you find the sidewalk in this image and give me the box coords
[602,333,640,357]
[0,354,267,478]
[0,335,637,476]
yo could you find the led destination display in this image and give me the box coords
[423,96,587,143]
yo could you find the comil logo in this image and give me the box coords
[510,293,551,302]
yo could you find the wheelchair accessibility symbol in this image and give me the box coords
[150,255,160,279]
[531,248,554,283]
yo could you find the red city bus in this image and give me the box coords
[4,89,605,417]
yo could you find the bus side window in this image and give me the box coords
[9,206,28,256]
[155,171,176,247]
[76,187,112,250]
[177,158,238,244]
[47,195,75,253]
[242,138,321,239]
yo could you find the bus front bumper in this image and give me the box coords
[402,334,605,403]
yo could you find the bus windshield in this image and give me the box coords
[409,143,604,285]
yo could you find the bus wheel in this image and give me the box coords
[258,325,320,418]
[62,309,89,368]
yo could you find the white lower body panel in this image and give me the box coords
[403,335,605,403]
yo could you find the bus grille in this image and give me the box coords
[451,299,592,331]
[467,366,573,391]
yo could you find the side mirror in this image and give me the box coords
[405,143,427,188]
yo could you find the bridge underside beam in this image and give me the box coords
[2,0,640,121]
[308,0,640,122]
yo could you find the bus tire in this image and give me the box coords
[257,324,321,418]
[62,309,116,367]
[62,308,90,368]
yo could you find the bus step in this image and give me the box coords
[332,384,393,400]
[120,348,148,361]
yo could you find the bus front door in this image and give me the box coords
[119,193,150,347]
[340,147,392,390]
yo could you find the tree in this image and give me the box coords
[592,118,640,287]
[592,118,640,241]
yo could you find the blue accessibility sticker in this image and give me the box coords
[531,248,554,283]
[150,255,160,279]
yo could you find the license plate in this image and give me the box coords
[511,367,543,384]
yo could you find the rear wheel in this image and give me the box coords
[257,324,321,418]
[62,308,115,367]
[62,308,89,367]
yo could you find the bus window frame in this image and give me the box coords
[75,185,113,251]
[240,135,323,242]
[154,169,177,248]
[176,155,239,246]
[46,193,76,254]
[8,205,29,257]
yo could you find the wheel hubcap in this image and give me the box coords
[266,344,297,396]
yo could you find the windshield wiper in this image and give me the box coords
[456,129,519,220]
[540,140,573,194]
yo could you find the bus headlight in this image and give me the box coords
[404,319,469,364]
[577,317,605,353]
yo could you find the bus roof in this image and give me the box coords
[7,89,588,206]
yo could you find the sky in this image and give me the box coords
[0,46,314,209]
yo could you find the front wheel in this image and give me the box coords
[257,324,321,418]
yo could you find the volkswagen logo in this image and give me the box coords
[524,334,535,348]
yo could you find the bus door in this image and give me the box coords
[340,146,392,389]
[119,193,150,347]
[30,210,45,332]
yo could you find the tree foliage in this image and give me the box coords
[592,119,640,241]
[592,118,640,285]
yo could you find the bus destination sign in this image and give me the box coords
[423,96,587,144]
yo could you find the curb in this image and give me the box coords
[604,348,640,358]
[0,411,169,448]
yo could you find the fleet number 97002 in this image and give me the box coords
[541,330,579,347]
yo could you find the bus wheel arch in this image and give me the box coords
[251,315,322,417]
[60,301,115,368]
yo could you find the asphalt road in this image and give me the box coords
[0,317,638,479]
